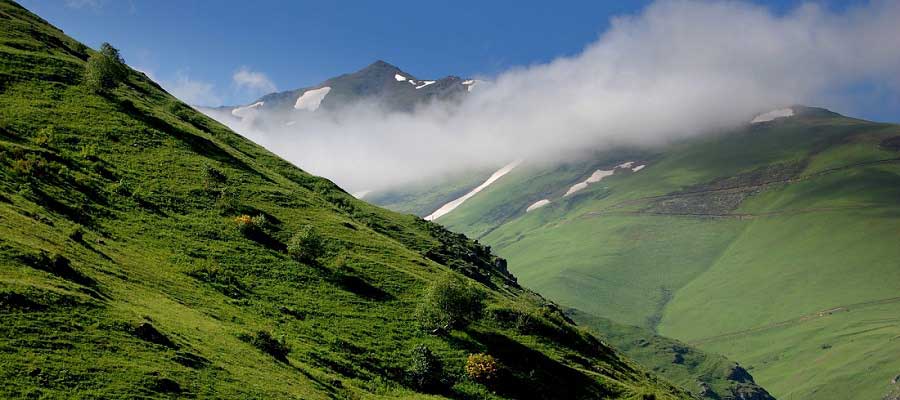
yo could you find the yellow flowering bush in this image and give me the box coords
[465,353,498,383]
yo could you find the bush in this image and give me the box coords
[32,126,55,148]
[234,214,267,235]
[465,353,499,383]
[240,330,290,361]
[416,274,485,332]
[11,153,48,177]
[287,225,325,262]
[84,42,128,92]
[406,344,445,392]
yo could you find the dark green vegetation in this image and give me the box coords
[382,106,900,399]
[0,2,690,398]
[567,309,773,400]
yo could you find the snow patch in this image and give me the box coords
[526,199,551,212]
[285,120,297,127]
[461,79,481,92]
[394,74,407,81]
[425,161,521,221]
[563,161,646,197]
[565,169,615,196]
[294,87,331,111]
[231,101,264,118]
[751,108,794,123]
[416,80,436,89]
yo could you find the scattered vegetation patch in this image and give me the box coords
[83,43,127,92]
[185,259,247,298]
[287,225,325,263]
[406,344,446,393]
[416,274,485,332]
[465,353,499,383]
[239,330,291,362]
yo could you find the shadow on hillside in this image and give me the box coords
[332,269,394,301]
[456,331,617,400]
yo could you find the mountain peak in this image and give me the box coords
[364,59,401,72]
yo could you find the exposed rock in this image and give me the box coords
[727,365,753,383]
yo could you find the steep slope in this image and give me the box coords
[567,309,773,400]
[381,107,900,399]
[0,2,690,399]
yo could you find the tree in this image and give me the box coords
[416,274,486,332]
[84,42,128,92]
[287,225,325,262]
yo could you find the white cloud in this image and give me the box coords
[166,71,221,106]
[64,0,101,9]
[233,67,277,97]
[204,0,900,192]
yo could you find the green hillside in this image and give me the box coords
[365,166,493,217]
[0,2,691,399]
[391,108,900,399]
[567,309,773,400]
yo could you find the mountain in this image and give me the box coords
[374,106,900,399]
[202,60,477,129]
[0,1,692,399]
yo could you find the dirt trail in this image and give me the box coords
[688,296,900,345]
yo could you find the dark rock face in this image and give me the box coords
[727,365,753,383]
[730,384,776,400]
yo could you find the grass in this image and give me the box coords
[0,1,691,399]
[568,308,773,400]
[389,107,900,399]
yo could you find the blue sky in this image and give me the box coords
[19,0,891,120]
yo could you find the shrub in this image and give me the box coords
[287,225,325,262]
[11,153,48,176]
[240,330,290,361]
[406,344,445,392]
[234,214,267,235]
[84,42,128,92]
[32,126,55,148]
[465,353,498,383]
[416,274,486,332]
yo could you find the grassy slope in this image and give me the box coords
[567,309,773,400]
[0,2,690,399]
[414,109,900,399]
